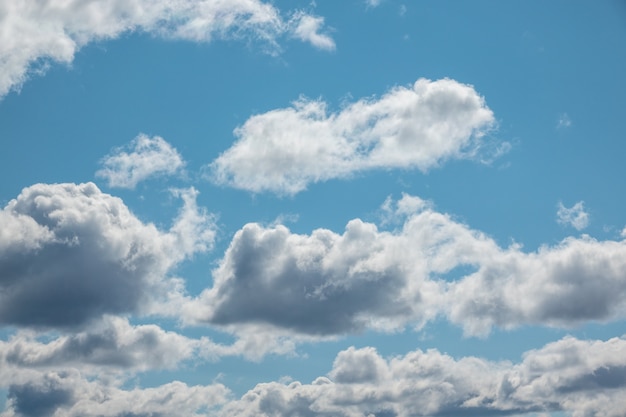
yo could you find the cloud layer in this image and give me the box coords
[189,194,626,337]
[220,335,626,417]
[0,0,334,98]
[209,78,497,194]
[0,182,214,328]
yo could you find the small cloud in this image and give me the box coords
[290,12,335,51]
[399,4,407,16]
[557,113,572,129]
[96,134,185,189]
[366,0,384,8]
[557,201,589,230]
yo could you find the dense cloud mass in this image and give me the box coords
[0,0,334,98]
[210,78,498,194]
[96,135,185,189]
[189,194,626,337]
[0,182,215,328]
[219,336,626,417]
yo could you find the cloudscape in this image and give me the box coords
[1,1,625,416]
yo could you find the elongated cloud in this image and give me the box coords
[188,194,626,337]
[96,135,185,189]
[219,335,626,417]
[0,182,215,328]
[209,78,497,194]
[0,0,334,98]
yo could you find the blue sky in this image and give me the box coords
[1,0,626,416]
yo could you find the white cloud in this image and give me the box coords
[557,201,589,231]
[217,336,626,417]
[209,78,498,194]
[366,0,384,8]
[0,182,215,328]
[0,370,229,417]
[187,194,626,341]
[0,0,334,98]
[557,112,572,129]
[96,135,185,189]
[290,12,335,51]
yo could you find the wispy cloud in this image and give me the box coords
[557,201,589,230]
[0,0,335,98]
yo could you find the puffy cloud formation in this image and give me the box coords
[96,135,185,189]
[557,201,589,231]
[0,182,215,328]
[220,336,626,417]
[189,194,626,337]
[209,78,497,194]
[0,0,334,98]
[1,371,229,417]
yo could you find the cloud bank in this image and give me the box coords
[188,194,626,338]
[96,135,185,189]
[220,335,626,417]
[0,0,334,98]
[0,182,214,328]
[209,78,498,194]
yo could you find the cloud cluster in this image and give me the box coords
[0,0,334,98]
[209,78,497,194]
[0,182,214,328]
[220,335,626,417]
[189,194,626,338]
[96,135,185,189]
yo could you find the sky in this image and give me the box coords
[1,0,626,416]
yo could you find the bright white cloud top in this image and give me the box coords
[210,78,497,194]
[1,1,625,416]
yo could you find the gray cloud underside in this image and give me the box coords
[0,0,334,98]
[2,335,625,417]
[0,182,214,328]
[189,194,626,337]
[210,78,500,194]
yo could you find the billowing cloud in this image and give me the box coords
[1,371,229,417]
[209,78,498,194]
[557,201,589,231]
[96,135,185,189]
[0,0,334,98]
[188,194,626,338]
[0,182,215,328]
[219,335,626,417]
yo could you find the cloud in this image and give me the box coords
[290,12,335,51]
[0,182,215,328]
[209,78,498,195]
[557,201,589,231]
[187,194,626,339]
[218,335,626,417]
[557,113,572,129]
[0,0,334,98]
[96,135,185,189]
[1,371,229,417]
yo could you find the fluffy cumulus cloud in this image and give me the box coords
[0,371,229,417]
[209,78,498,194]
[96,135,185,189]
[557,201,589,231]
[0,182,215,328]
[219,335,626,417]
[0,0,334,98]
[188,194,626,338]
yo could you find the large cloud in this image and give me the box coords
[0,0,334,98]
[0,182,214,328]
[96,135,185,189]
[1,371,229,417]
[188,194,626,338]
[209,78,499,194]
[218,336,626,417]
